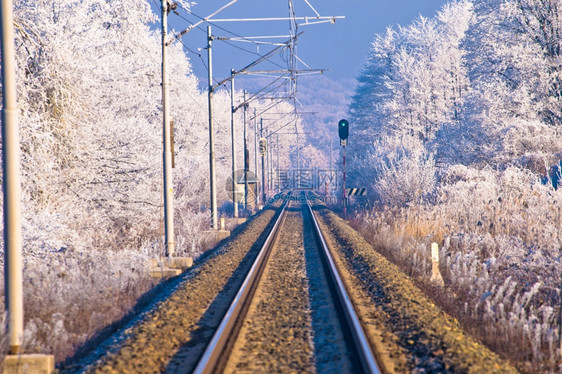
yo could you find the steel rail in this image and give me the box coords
[306,201,383,374]
[193,198,289,374]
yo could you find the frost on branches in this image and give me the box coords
[349,0,562,371]
[0,0,228,361]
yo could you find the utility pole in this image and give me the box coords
[243,90,248,211]
[230,68,238,218]
[267,128,272,194]
[329,139,333,195]
[276,134,280,193]
[254,110,259,204]
[1,0,23,354]
[260,118,266,204]
[270,130,274,193]
[207,26,218,229]
[296,132,300,172]
[161,0,175,256]
[270,131,274,193]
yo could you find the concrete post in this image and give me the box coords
[243,90,248,210]
[162,0,175,256]
[1,0,23,354]
[430,242,444,286]
[207,26,218,229]
[230,69,238,218]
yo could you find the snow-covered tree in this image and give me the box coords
[348,0,473,195]
[9,0,211,254]
[461,0,562,167]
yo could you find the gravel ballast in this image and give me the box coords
[63,205,281,373]
[313,204,518,373]
[224,206,315,373]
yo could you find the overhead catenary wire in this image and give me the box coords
[161,0,340,191]
[168,0,327,118]
[173,2,266,47]
[171,5,290,75]
[164,3,302,157]
[145,1,236,140]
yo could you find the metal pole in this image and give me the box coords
[260,119,266,204]
[254,112,259,205]
[329,139,333,196]
[296,133,300,171]
[265,127,272,195]
[343,145,347,217]
[270,131,274,193]
[277,134,280,193]
[207,26,218,229]
[230,69,238,218]
[243,90,248,211]
[1,0,24,354]
[162,0,175,256]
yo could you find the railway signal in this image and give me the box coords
[338,119,349,146]
[259,137,267,155]
[338,119,349,216]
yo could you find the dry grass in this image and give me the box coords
[350,175,562,373]
[5,249,157,362]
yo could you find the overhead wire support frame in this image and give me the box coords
[239,69,327,75]
[205,16,344,26]
[213,32,304,89]
[167,0,240,45]
[168,1,344,44]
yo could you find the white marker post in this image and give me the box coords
[1,2,54,372]
[430,242,444,287]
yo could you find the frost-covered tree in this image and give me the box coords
[9,0,208,253]
[462,0,562,168]
[469,0,562,126]
[348,0,473,194]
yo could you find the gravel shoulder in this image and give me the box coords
[62,205,281,374]
[313,205,518,373]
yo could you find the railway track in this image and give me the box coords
[193,193,382,373]
[66,192,516,373]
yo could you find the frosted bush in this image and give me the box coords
[0,246,156,360]
[358,164,561,371]
[374,137,436,206]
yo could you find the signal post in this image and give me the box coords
[259,135,267,205]
[338,119,349,216]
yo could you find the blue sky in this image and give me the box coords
[160,0,449,85]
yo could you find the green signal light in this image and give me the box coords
[338,119,349,140]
